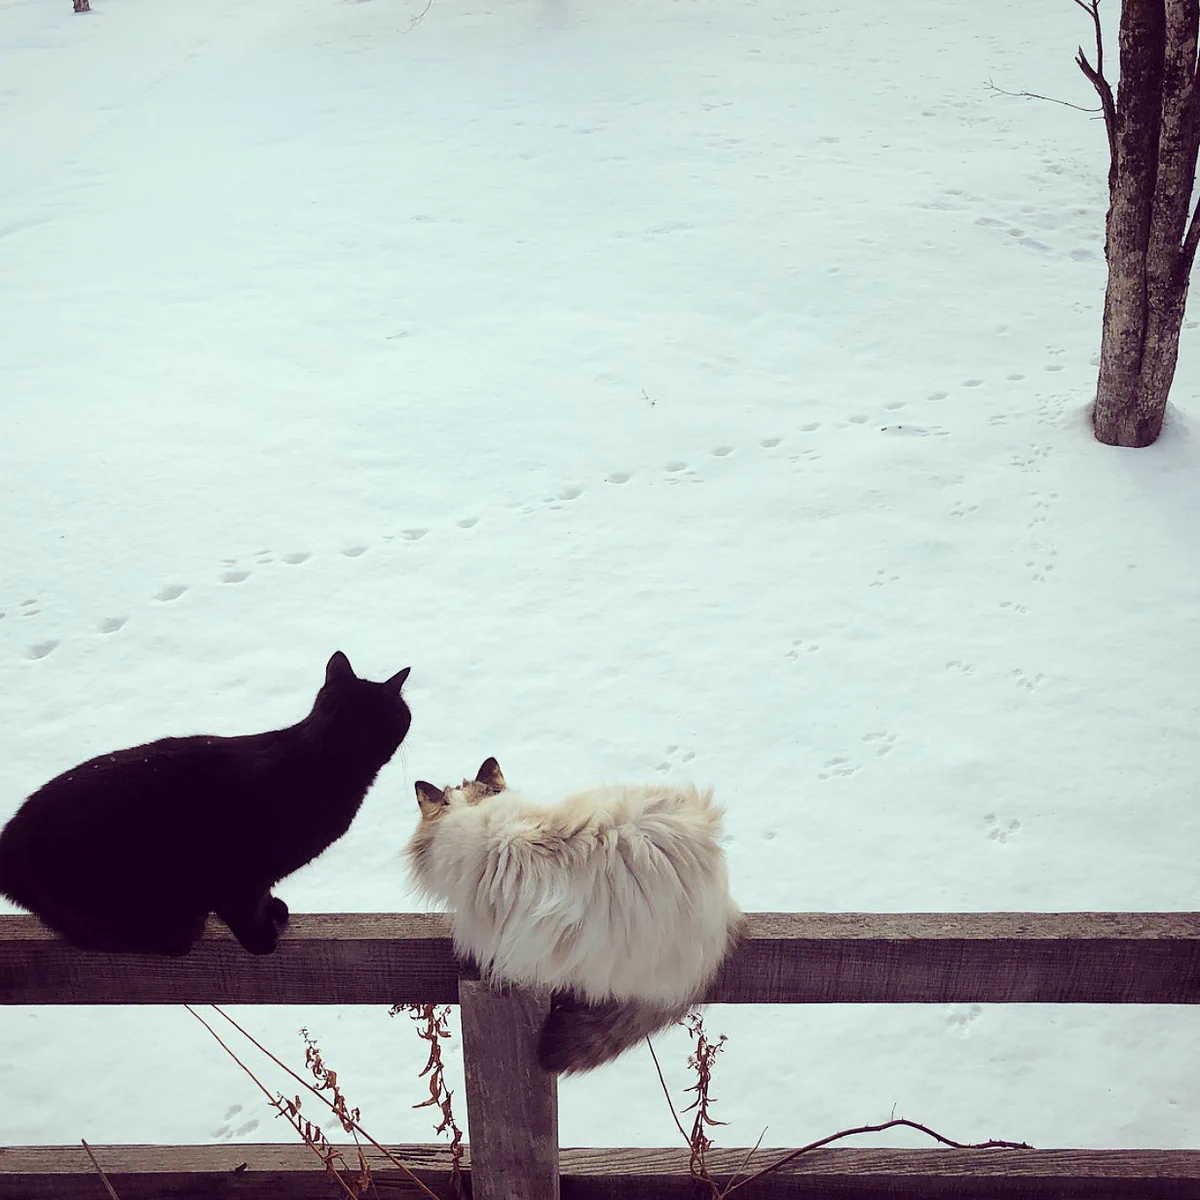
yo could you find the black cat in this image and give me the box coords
[0,651,411,956]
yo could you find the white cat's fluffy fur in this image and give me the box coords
[404,758,743,1072]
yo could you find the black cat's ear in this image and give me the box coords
[384,666,411,694]
[476,757,506,790]
[326,651,354,685]
[415,781,447,818]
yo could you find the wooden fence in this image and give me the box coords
[3,911,1200,1198]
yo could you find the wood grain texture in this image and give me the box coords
[0,912,459,1005]
[3,912,1200,1005]
[5,1145,1200,1199]
[460,981,559,1200]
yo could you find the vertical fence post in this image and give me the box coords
[459,981,559,1200]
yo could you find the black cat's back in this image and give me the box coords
[0,651,412,956]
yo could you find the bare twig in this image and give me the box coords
[985,77,1101,113]
[404,0,433,32]
[720,1128,767,1197]
[646,1037,690,1147]
[721,1118,1033,1197]
[80,1140,121,1200]
[192,1005,444,1200]
[1071,0,1118,187]
[184,1006,362,1200]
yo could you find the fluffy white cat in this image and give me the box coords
[404,757,743,1074]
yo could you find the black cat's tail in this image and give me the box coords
[536,992,692,1075]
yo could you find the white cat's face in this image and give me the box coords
[413,757,507,820]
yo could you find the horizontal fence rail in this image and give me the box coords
[3,911,1200,1005]
[5,1145,1200,1199]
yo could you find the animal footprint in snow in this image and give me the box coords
[862,731,897,757]
[20,598,40,617]
[606,471,632,485]
[558,486,583,501]
[710,446,734,457]
[156,584,187,602]
[818,756,859,780]
[962,379,984,388]
[282,551,311,565]
[998,600,1028,615]
[341,545,368,557]
[984,812,1021,844]
[950,501,978,518]
[221,569,251,584]
[1011,669,1045,692]
[945,660,974,675]
[786,638,820,659]
[98,616,128,634]
[400,529,428,541]
[456,517,479,529]
[945,1004,983,1035]
[26,640,58,661]
[760,436,782,448]
[665,461,688,473]
[654,744,697,774]
[869,570,899,589]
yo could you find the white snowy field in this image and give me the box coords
[3,0,1200,1157]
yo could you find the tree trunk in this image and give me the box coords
[1092,0,1200,447]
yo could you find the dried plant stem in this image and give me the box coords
[185,1006,361,1200]
[206,1005,443,1200]
[646,1038,689,1146]
[80,1140,121,1200]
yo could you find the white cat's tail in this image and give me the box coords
[536,992,692,1075]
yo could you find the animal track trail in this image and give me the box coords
[1011,668,1045,692]
[984,812,1021,844]
[945,659,974,676]
[868,569,900,589]
[998,600,1028,615]
[818,756,859,781]
[653,744,697,775]
[785,637,820,659]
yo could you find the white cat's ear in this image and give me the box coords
[415,781,447,818]
[476,757,506,790]
[326,651,354,684]
[384,666,411,693]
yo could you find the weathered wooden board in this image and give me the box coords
[460,982,559,1200]
[4,1144,1200,1199]
[3,912,1200,1005]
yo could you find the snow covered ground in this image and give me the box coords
[3,0,1200,1156]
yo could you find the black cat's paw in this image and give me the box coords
[238,926,281,956]
[264,896,289,927]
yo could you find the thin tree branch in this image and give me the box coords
[1184,195,1200,274]
[720,1117,1033,1197]
[985,77,1101,113]
[1071,0,1118,188]
[80,1140,121,1200]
